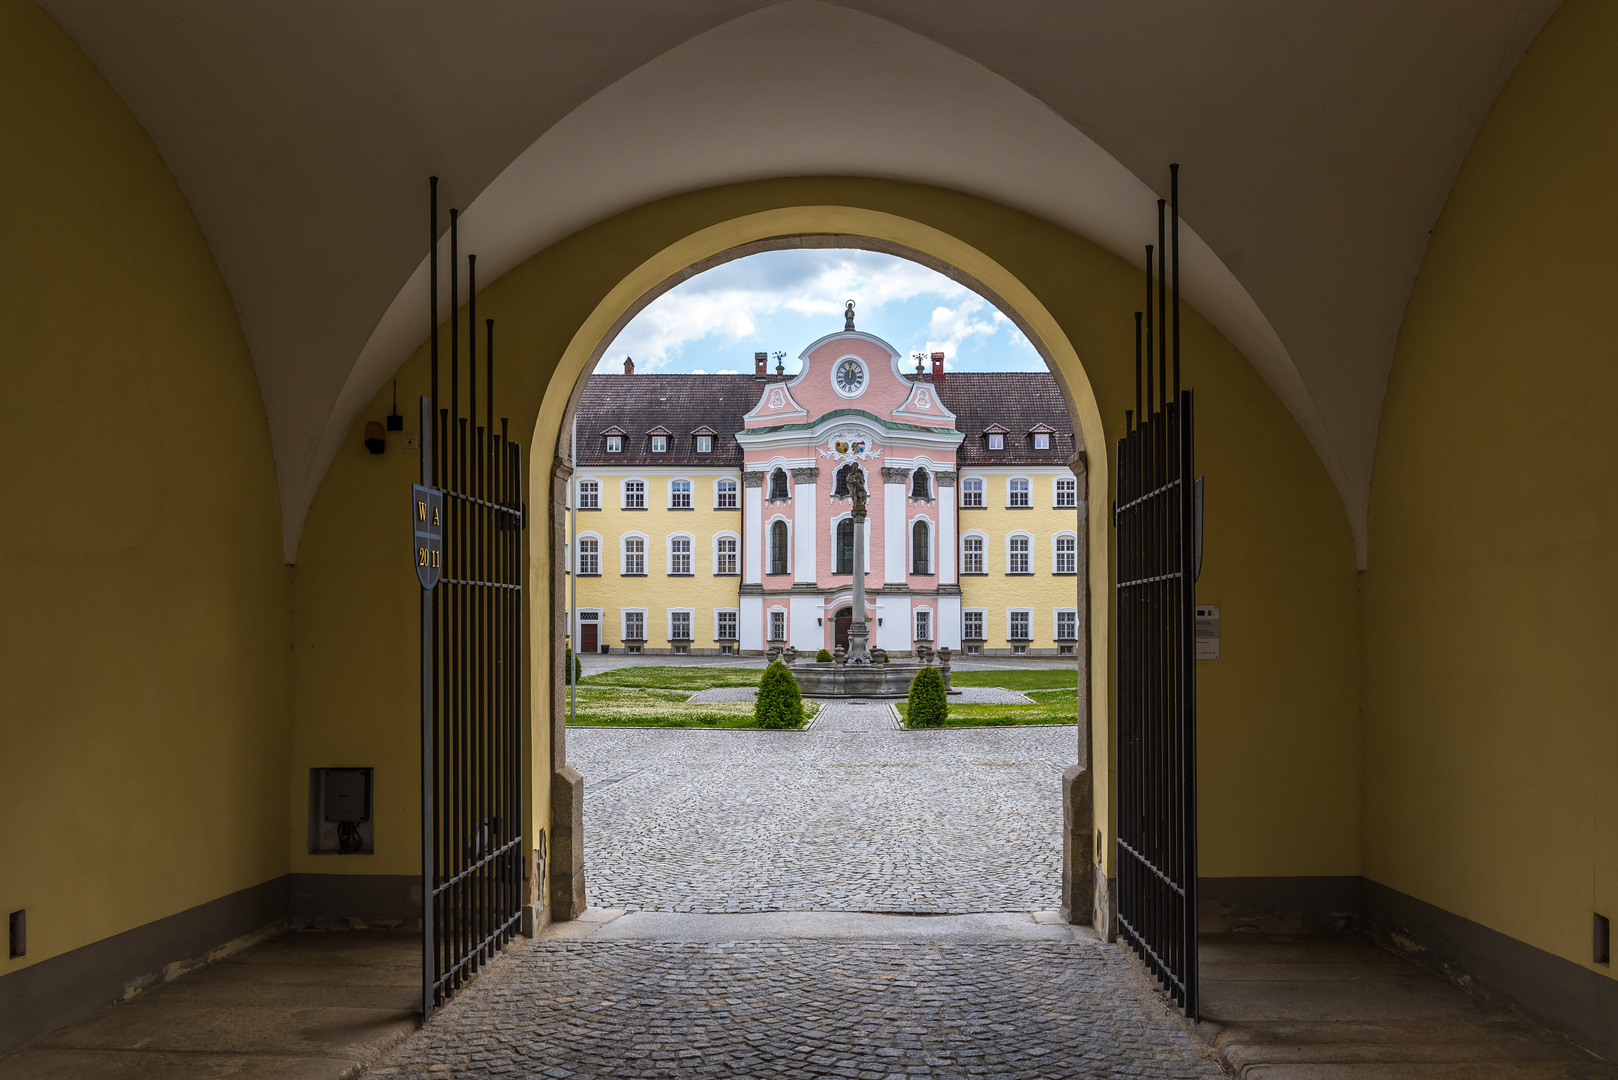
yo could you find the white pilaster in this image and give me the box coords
[743,478,763,584]
[883,471,906,584]
[740,595,763,651]
[937,595,962,650]
[789,594,820,649]
[793,476,818,584]
[939,494,957,583]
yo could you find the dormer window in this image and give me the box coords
[606,436,623,453]
[988,433,1005,451]
[650,435,668,453]
[696,435,713,453]
[1033,433,1050,450]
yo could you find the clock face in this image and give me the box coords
[834,357,866,396]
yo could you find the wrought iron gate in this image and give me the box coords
[416,179,525,1019]
[1114,166,1199,1018]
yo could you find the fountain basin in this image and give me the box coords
[791,660,925,698]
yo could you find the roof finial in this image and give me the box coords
[844,299,856,331]
[773,350,786,376]
[913,351,926,375]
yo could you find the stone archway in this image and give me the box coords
[531,206,1108,929]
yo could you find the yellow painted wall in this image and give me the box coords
[958,468,1084,651]
[569,468,744,651]
[1364,0,1618,977]
[0,0,289,971]
[295,177,1359,884]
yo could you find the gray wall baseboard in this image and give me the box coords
[1199,875,1364,933]
[1364,879,1618,1063]
[0,872,425,1056]
[0,876,288,1056]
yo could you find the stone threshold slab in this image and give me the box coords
[544,908,1100,944]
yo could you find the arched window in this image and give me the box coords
[769,468,790,501]
[912,519,931,575]
[1008,535,1031,574]
[577,537,599,576]
[834,464,862,498]
[769,520,789,575]
[714,534,739,575]
[1055,534,1077,574]
[962,535,985,574]
[911,468,931,500]
[715,478,739,509]
[836,518,855,574]
[668,535,693,575]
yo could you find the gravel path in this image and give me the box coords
[571,700,1077,914]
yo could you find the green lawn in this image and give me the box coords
[576,666,763,691]
[564,686,815,729]
[946,668,1078,691]
[897,698,1077,728]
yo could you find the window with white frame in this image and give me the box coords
[769,468,790,501]
[768,609,786,641]
[911,519,931,575]
[1055,534,1077,574]
[669,535,692,575]
[578,479,600,509]
[1034,432,1051,450]
[835,518,855,574]
[669,610,692,639]
[1010,609,1031,639]
[1008,534,1031,574]
[577,537,600,576]
[911,468,931,500]
[622,536,646,575]
[770,520,790,575]
[715,478,739,509]
[623,479,645,509]
[988,432,1005,451]
[715,535,738,575]
[961,477,984,507]
[962,535,985,574]
[696,435,714,453]
[1056,609,1078,640]
[606,435,623,453]
[1055,477,1077,507]
[669,479,692,509]
[650,434,668,453]
[1008,478,1030,507]
[962,609,985,639]
[623,609,645,640]
[716,610,738,640]
[914,608,932,641]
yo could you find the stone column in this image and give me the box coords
[847,504,872,664]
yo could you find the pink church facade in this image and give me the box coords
[736,329,964,655]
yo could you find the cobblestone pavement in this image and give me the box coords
[572,701,1077,914]
[374,939,1223,1080]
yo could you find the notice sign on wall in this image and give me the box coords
[1195,605,1220,660]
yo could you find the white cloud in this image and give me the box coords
[599,249,973,372]
[924,297,996,360]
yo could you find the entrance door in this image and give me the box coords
[833,606,852,651]
[580,620,598,654]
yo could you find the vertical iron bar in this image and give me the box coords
[1144,246,1154,414]
[419,396,434,1021]
[1134,312,1143,430]
[1171,165,1181,397]
[1157,200,1167,412]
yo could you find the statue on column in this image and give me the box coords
[846,465,869,518]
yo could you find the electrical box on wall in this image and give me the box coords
[309,767,374,854]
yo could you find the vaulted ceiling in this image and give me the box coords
[38,0,1561,562]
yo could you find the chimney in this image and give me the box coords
[931,352,946,382]
[754,351,768,380]
[623,356,635,375]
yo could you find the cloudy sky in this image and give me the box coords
[597,249,1045,375]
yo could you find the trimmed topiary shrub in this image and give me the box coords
[815,649,834,663]
[754,660,805,729]
[906,665,948,728]
[564,647,582,685]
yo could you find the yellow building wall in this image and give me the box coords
[290,175,1357,887]
[0,0,290,972]
[568,467,743,651]
[1364,0,1618,978]
[958,468,1084,652]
